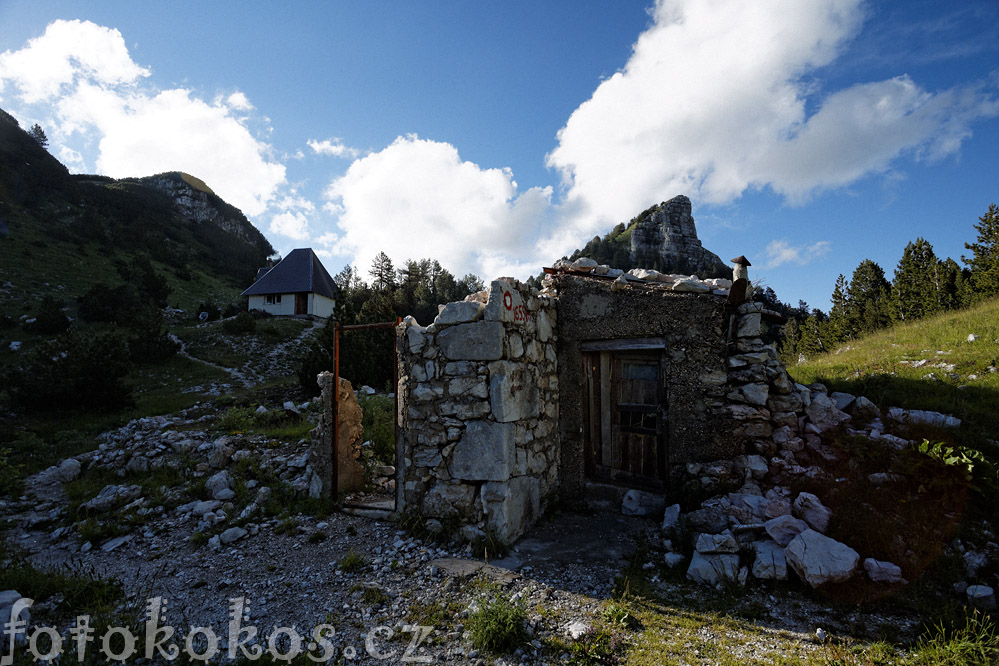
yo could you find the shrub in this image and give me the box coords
[467,591,527,654]
[222,311,256,334]
[0,448,24,497]
[127,308,179,363]
[339,550,367,573]
[216,406,255,434]
[78,283,140,323]
[8,330,133,412]
[26,296,69,334]
[196,301,221,321]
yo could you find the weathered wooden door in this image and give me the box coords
[583,349,667,489]
[295,293,307,315]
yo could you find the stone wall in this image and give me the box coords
[553,273,743,498]
[395,278,558,544]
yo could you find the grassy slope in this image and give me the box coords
[789,298,999,448]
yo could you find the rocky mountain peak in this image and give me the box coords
[142,172,257,244]
[629,195,730,279]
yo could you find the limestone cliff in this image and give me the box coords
[141,172,263,246]
[629,195,730,279]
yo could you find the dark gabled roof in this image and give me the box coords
[255,267,271,281]
[241,248,337,299]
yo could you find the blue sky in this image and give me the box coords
[0,0,996,311]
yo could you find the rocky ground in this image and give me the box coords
[0,401,942,666]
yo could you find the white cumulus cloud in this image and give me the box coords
[763,240,832,268]
[269,211,310,240]
[0,20,149,103]
[545,0,998,249]
[308,138,360,159]
[324,135,552,281]
[0,20,286,218]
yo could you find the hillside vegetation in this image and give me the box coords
[789,297,999,447]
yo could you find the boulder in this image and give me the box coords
[764,515,809,546]
[792,492,832,533]
[664,552,686,568]
[686,552,740,586]
[752,541,787,580]
[887,407,960,429]
[57,458,82,482]
[785,529,859,587]
[805,392,850,432]
[82,484,142,512]
[101,535,132,552]
[661,504,681,532]
[686,507,729,534]
[220,527,247,544]
[621,489,667,517]
[849,396,881,422]
[829,392,856,411]
[967,585,997,610]
[206,470,234,498]
[695,533,739,554]
[863,558,906,584]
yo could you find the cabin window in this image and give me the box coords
[266,294,281,305]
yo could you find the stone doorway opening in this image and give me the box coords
[581,339,668,492]
[332,320,401,515]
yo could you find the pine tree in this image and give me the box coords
[939,258,972,310]
[846,259,891,335]
[28,123,47,147]
[891,238,941,322]
[963,203,999,298]
[827,274,850,341]
[369,251,395,291]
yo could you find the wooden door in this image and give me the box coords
[583,350,667,489]
[295,293,307,315]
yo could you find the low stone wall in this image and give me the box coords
[395,278,558,544]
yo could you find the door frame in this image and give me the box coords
[581,339,668,490]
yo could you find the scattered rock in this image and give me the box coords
[967,585,997,610]
[100,535,132,553]
[661,503,681,532]
[82,484,142,512]
[764,515,808,547]
[695,533,739,554]
[57,458,82,482]
[220,527,247,544]
[785,529,859,588]
[792,492,832,533]
[621,489,667,517]
[687,551,740,587]
[752,541,787,580]
[863,558,906,584]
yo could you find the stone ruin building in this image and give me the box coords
[313,195,944,590]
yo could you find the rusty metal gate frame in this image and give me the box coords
[332,318,401,510]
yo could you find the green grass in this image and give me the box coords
[339,549,367,573]
[172,317,311,369]
[466,584,528,654]
[789,297,999,446]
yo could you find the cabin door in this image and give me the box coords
[583,350,667,489]
[295,293,308,315]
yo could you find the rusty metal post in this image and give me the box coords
[332,321,340,500]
